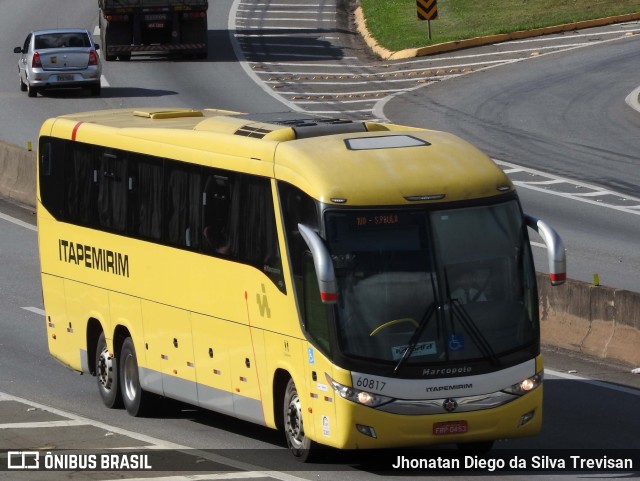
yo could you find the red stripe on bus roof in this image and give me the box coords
[72,122,84,141]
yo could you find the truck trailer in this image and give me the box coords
[99,0,208,60]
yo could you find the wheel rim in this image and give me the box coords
[97,346,114,391]
[285,390,305,449]
[122,353,138,402]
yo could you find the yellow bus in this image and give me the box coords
[37,107,565,460]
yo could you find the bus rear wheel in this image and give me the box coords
[120,337,155,417]
[284,379,316,462]
[96,332,122,408]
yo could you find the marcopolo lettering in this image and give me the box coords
[58,240,129,278]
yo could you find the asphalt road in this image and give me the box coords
[1,1,640,479]
[383,34,640,291]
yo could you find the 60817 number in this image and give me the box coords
[355,377,386,391]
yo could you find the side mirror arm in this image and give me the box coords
[298,223,337,304]
[525,214,566,286]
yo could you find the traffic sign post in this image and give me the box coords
[416,0,438,40]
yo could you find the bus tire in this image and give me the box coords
[284,379,316,462]
[119,337,154,417]
[96,332,122,408]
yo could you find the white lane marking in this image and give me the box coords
[120,473,275,481]
[545,368,640,397]
[235,33,339,39]
[229,0,303,112]
[237,17,334,22]
[236,26,327,31]
[254,58,509,75]
[22,307,45,316]
[0,420,87,429]
[494,159,640,215]
[248,52,349,59]
[243,2,336,6]
[523,179,565,186]
[0,212,37,231]
[276,87,406,95]
[625,85,640,113]
[0,391,309,481]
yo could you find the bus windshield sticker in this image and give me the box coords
[392,341,436,360]
[448,333,465,351]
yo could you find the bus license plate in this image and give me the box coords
[433,421,468,435]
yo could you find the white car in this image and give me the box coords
[14,28,102,97]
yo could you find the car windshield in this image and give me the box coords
[35,33,90,50]
[324,200,538,368]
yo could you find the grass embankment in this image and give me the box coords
[360,0,640,52]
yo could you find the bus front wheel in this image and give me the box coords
[120,337,155,417]
[284,379,316,462]
[96,332,122,408]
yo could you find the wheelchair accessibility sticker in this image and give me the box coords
[448,334,465,351]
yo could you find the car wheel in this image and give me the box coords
[19,74,27,92]
[27,83,38,97]
[90,84,101,96]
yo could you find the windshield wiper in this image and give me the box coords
[450,299,500,366]
[444,268,500,366]
[393,300,439,374]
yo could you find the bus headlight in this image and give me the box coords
[502,371,543,395]
[326,374,394,408]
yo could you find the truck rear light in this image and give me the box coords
[183,12,206,19]
[32,52,42,68]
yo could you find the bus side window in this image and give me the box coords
[97,151,127,232]
[278,182,319,278]
[165,163,202,249]
[65,144,97,226]
[202,173,231,254]
[38,137,65,219]
[130,157,163,241]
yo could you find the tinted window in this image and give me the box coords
[38,137,285,292]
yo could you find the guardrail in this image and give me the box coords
[1,141,638,366]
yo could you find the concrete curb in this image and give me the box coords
[355,9,640,60]
[0,141,638,368]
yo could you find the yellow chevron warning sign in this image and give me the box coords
[417,0,438,20]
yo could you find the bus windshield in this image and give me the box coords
[324,200,538,368]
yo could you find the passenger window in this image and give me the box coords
[165,164,202,248]
[130,157,163,241]
[97,151,127,232]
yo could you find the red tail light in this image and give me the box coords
[32,51,42,68]
[89,50,99,66]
